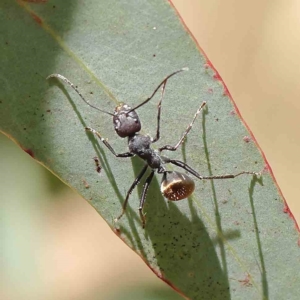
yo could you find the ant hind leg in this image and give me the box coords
[167,159,260,180]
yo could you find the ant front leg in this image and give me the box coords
[115,165,148,223]
[159,101,206,152]
[85,127,134,158]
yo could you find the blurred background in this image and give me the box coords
[1,1,299,299]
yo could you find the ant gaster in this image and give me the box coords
[47,69,259,228]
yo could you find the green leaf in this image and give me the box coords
[1,1,299,299]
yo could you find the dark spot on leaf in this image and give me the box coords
[243,136,251,143]
[223,85,230,96]
[83,179,89,189]
[23,148,34,158]
[238,274,252,287]
[114,228,121,235]
[283,204,292,216]
[30,13,43,25]
[93,157,102,173]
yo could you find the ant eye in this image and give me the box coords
[113,103,141,138]
[161,171,195,201]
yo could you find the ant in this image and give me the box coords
[47,68,259,228]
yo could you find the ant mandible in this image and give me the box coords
[47,68,259,228]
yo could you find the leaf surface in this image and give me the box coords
[1,1,299,299]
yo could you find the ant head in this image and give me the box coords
[113,103,141,138]
[161,171,195,201]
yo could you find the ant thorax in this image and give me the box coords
[128,134,162,169]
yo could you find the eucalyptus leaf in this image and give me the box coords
[1,1,299,299]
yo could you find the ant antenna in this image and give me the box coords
[47,74,114,116]
[127,67,189,113]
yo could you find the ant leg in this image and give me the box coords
[85,127,134,157]
[167,159,260,180]
[115,165,148,223]
[159,101,206,152]
[139,170,155,228]
[152,81,167,143]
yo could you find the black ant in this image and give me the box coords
[47,68,259,228]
